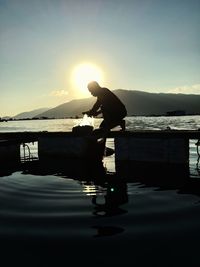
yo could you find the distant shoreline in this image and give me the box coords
[1,113,200,122]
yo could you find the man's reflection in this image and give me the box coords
[92,225,124,238]
[91,181,128,217]
[91,180,128,238]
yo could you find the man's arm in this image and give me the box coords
[83,99,101,116]
[90,99,101,113]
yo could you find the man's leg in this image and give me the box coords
[119,119,126,131]
[100,119,126,131]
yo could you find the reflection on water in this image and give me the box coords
[0,159,129,241]
[92,225,124,238]
[91,181,128,217]
[195,139,200,173]
[1,158,200,266]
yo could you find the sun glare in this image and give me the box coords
[71,63,104,96]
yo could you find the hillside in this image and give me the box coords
[35,98,96,118]
[14,108,50,119]
[36,90,200,118]
[114,90,200,116]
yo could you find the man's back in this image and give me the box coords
[97,87,127,120]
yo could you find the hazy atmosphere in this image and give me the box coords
[0,0,200,117]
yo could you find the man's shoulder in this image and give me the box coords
[102,87,109,90]
[101,87,111,93]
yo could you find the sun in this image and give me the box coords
[71,63,104,96]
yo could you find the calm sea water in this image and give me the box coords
[0,116,200,266]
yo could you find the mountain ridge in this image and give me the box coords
[13,108,50,119]
[13,90,200,119]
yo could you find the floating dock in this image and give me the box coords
[0,130,199,166]
[0,130,199,182]
[0,130,200,139]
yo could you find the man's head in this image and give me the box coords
[87,81,101,96]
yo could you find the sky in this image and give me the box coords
[0,0,200,117]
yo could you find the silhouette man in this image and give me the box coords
[91,181,128,217]
[83,81,127,134]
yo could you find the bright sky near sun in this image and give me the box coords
[0,0,200,116]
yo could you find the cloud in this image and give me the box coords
[50,90,69,97]
[168,84,200,94]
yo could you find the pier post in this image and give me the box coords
[38,136,104,160]
[114,137,189,164]
[0,143,20,164]
[114,136,189,180]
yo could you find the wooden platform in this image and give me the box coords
[0,130,199,176]
[0,129,200,142]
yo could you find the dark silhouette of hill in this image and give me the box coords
[14,108,50,119]
[36,90,200,118]
[35,98,96,118]
[114,90,200,115]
